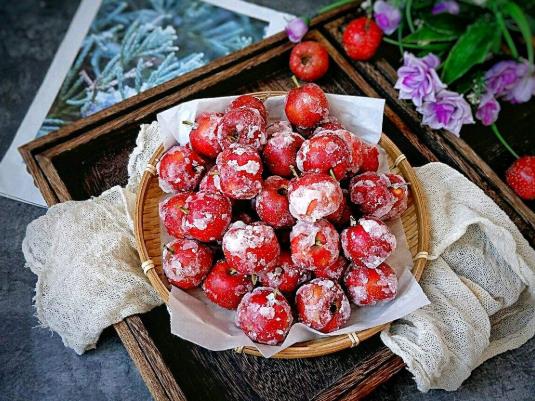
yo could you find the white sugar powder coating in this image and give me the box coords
[290,220,339,270]
[346,265,397,306]
[360,218,397,250]
[288,179,343,222]
[227,159,260,175]
[350,174,396,219]
[266,120,292,137]
[268,131,299,151]
[162,239,210,286]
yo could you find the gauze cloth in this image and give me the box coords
[22,123,535,392]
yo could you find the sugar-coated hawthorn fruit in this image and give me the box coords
[222,221,281,275]
[360,142,380,172]
[236,287,293,345]
[341,217,396,268]
[181,191,232,242]
[295,278,351,333]
[202,260,254,309]
[227,95,267,122]
[349,172,396,219]
[255,176,295,229]
[383,173,409,220]
[314,255,349,281]
[290,219,339,271]
[344,262,398,305]
[217,107,267,150]
[159,192,192,238]
[216,144,263,199]
[266,120,293,138]
[198,165,222,193]
[258,251,303,294]
[288,172,343,222]
[157,145,206,193]
[326,191,352,227]
[262,131,305,178]
[285,83,329,129]
[189,112,223,159]
[162,238,213,289]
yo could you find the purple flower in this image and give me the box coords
[285,17,308,43]
[373,1,401,35]
[504,63,535,104]
[432,1,460,15]
[395,52,446,107]
[418,90,474,136]
[485,60,535,104]
[475,92,500,126]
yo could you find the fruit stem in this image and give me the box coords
[491,123,519,159]
[182,120,194,126]
[164,245,175,255]
[329,168,337,180]
[290,165,300,178]
[350,216,357,226]
[179,206,189,214]
[291,75,301,88]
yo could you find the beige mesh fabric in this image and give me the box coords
[21,123,162,354]
[381,162,535,392]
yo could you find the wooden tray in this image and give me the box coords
[19,4,535,400]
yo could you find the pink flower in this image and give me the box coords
[285,18,308,43]
[432,1,460,15]
[418,90,474,136]
[476,92,500,126]
[373,1,401,35]
[395,52,446,107]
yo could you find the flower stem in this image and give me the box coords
[317,0,356,14]
[405,0,415,33]
[491,123,519,159]
[383,37,436,50]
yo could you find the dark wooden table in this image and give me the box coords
[15,2,535,401]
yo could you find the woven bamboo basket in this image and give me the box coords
[134,91,430,359]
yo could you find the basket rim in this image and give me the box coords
[134,90,430,359]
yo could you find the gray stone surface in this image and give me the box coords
[0,1,533,401]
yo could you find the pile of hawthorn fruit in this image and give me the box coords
[158,84,409,345]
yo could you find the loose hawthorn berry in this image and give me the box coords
[290,219,339,271]
[296,132,351,179]
[344,262,398,306]
[383,173,409,220]
[227,95,267,122]
[341,217,396,268]
[157,145,206,193]
[262,131,305,178]
[295,278,351,333]
[349,172,396,219]
[360,143,380,172]
[288,172,343,222]
[255,176,295,229]
[222,221,280,275]
[217,107,267,150]
[258,251,303,293]
[314,255,349,281]
[198,166,222,193]
[266,120,293,138]
[326,191,352,227]
[159,192,192,238]
[202,260,253,309]
[189,112,223,159]
[289,41,330,82]
[285,83,329,129]
[216,144,263,199]
[162,239,213,289]
[181,191,232,242]
[506,156,535,200]
[236,287,293,345]
[342,17,383,61]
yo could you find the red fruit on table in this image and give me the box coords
[157,145,206,193]
[159,192,192,238]
[287,172,343,222]
[222,221,281,275]
[258,251,303,293]
[295,278,351,333]
[162,238,213,289]
[326,191,352,227]
[255,176,296,229]
[506,156,535,200]
[383,173,409,220]
[188,112,223,159]
[202,260,254,309]
[341,217,396,268]
[290,219,340,271]
[342,17,383,61]
[181,191,232,242]
[344,262,398,306]
[360,143,380,172]
[289,41,330,82]
[227,95,267,122]
[285,83,329,129]
[198,166,222,193]
[266,120,293,138]
[236,287,293,345]
[296,132,351,180]
[217,107,267,150]
[349,172,396,219]
[216,144,263,199]
[314,255,349,281]
[262,131,305,177]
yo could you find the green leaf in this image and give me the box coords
[442,17,500,85]
[402,25,457,44]
[501,1,533,64]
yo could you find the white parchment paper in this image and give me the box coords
[157,94,430,358]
